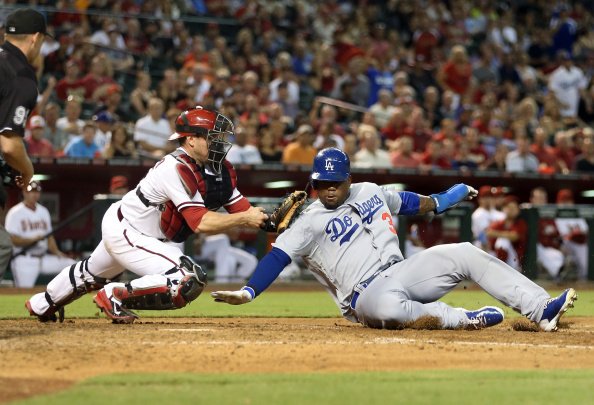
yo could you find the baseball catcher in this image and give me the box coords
[26,106,269,323]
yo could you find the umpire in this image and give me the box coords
[0,8,50,280]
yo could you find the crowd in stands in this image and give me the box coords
[1,0,594,173]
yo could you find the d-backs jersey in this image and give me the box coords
[0,41,39,137]
[5,202,51,256]
[273,182,405,317]
[119,148,244,239]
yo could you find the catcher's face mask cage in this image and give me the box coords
[206,113,233,175]
[173,107,234,175]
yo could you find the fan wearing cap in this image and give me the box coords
[4,181,75,288]
[0,8,51,191]
[24,115,54,158]
[26,106,269,323]
[109,175,129,197]
[486,196,528,271]
[92,111,114,152]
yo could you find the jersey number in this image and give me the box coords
[13,106,29,126]
[381,211,397,234]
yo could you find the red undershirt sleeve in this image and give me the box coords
[225,197,251,213]
[181,206,209,231]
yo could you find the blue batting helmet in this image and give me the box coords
[310,148,350,182]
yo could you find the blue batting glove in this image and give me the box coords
[430,184,477,214]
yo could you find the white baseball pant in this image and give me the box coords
[28,201,187,315]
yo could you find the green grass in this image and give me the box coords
[3,289,592,320]
[14,370,594,405]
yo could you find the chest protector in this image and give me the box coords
[160,150,236,242]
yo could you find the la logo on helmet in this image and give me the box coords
[325,159,334,170]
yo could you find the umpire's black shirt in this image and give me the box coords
[0,40,38,138]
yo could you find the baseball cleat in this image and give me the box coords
[460,306,505,329]
[538,288,577,332]
[93,289,138,324]
[25,300,59,323]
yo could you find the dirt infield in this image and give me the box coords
[1,315,594,404]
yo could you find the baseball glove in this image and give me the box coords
[261,190,308,234]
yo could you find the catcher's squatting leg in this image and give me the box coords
[26,258,119,322]
[93,256,207,323]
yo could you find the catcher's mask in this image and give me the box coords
[310,147,350,183]
[169,106,233,174]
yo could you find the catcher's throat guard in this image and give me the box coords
[114,256,208,310]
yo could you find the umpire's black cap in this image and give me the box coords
[5,8,52,38]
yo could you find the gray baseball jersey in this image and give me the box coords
[274,182,553,328]
[274,182,404,321]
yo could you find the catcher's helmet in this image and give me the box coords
[169,106,233,174]
[310,147,350,182]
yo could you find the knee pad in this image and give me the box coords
[178,255,207,297]
[115,256,207,310]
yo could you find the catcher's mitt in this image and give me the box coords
[261,190,308,234]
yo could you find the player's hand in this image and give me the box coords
[14,175,25,189]
[243,206,268,229]
[465,185,478,200]
[211,288,254,305]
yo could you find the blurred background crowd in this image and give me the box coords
[0,0,593,174]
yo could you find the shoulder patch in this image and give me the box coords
[176,163,200,197]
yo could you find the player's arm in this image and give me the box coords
[9,233,43,247]
[486,227,520,242]
[195,207,267,233]
[0,133,34,187]
[47,235,67,257]
[210,247,291,305]
[397,184,478,215]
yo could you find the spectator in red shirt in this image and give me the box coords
[381,107,413,148]
[419,140,452,169]
[55,59,85,101]
[553,131,577,170]
[79,53,116,102]
[436,45,473,100]
[390,136,421,168]
[25,116,55,158]
[531,127,567,173]
[412,13,440,66]
[432,118,461,143]
[487,196,528,271]
[463,127,488,166]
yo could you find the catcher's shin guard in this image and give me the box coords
[114,256,207,311]
[28,259,119,322]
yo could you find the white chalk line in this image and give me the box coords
[143,333,594,350]
[161,328,214,332]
